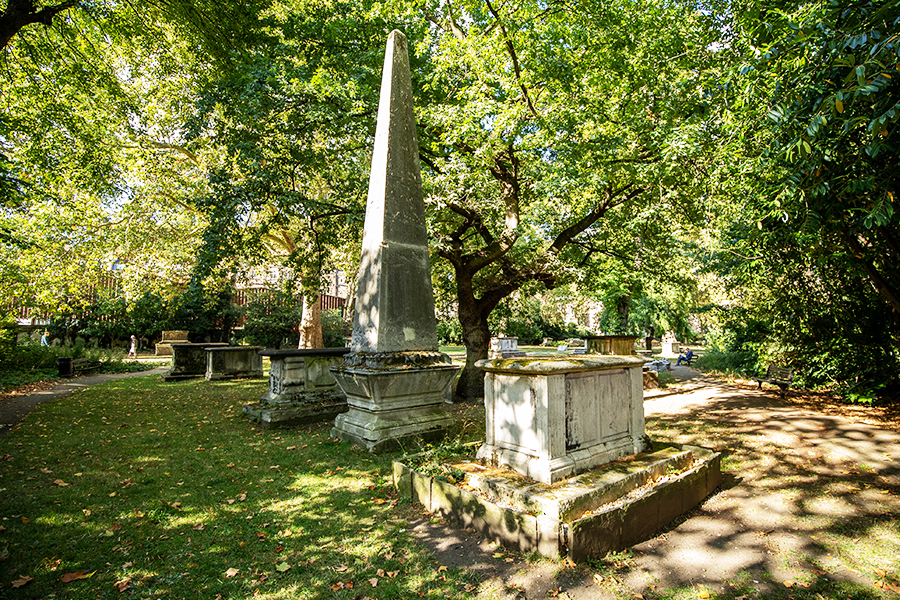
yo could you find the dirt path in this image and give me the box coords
[402,366,900,599]
[0,367,168,436]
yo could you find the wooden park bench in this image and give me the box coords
[752,365,793,396]
[59,358,102,377]
[72,358,102,374]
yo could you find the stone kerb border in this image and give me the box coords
[392,444,721,560]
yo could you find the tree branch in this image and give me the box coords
[0,0,79,50]
[484,0,539,119]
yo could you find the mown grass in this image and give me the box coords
[2,370,898,600]
[0,375,471,599]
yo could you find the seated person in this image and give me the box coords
[676,348,694,366]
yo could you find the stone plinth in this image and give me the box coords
[205,346,263,381]
[393,442,721,560]
[162,343,227,382]
[584,335,640,356]
[243,348,352,428]
[490,336,526,359]
[661,341,681,357]
[476,356,650,484]
[331,356,458,452]
[155,330,190,356]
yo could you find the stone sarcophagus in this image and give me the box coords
[476,355,650,484]
[155,330,190,356]
[584,335,640,356]
[259,348,350,404]
[162,343,227,381]
[205,346,264,380]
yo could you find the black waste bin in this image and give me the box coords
[57,357,74,378]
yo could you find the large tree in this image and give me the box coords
[399,0,725,398]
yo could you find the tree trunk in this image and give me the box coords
[455,300,491,402]
[297,294,324,349]
[615,294,630,333]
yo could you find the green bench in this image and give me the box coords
[752,365,793,396]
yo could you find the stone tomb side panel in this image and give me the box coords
[564,369,631,451]
[493,374,544,455]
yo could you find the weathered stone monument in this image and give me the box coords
[161,342,227,381]
[205,346,263,380]
[584,335,640,356]
[243,348,350,428]
[330,30,459,451]
[155,330,189,356]
[393,336,720,560]
[661,332,681,357]
[476,356,650,484]
[489,336,526,358]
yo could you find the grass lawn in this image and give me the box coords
[0,375,471,599]
[2,370,898,599]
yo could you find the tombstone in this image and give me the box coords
[476,356,650,484]
[162,343,227,381]
[243,348,351,428]
[330,30,459,452]
[155,330,189,356]
[660,332,680,357]
[205,346,264,380]
[661,340,681,357]
[489,336,526,358]
[584,335,640,356]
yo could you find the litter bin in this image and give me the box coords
[57,357,74,378]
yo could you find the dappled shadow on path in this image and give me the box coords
[630,381,900,596]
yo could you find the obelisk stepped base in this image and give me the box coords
[331,363,458,452]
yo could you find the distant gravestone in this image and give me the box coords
[156,330,189,356]
[161,343,227,381]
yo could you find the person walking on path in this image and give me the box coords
[127,335,137,359]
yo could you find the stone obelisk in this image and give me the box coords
[330,30,458,451]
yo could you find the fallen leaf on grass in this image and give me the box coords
[53,479,69,487]
[697,591,710,599]
[875,580,900,593]
[593,573,605,585]
[335,564,348,572]
[783,580,795,588]
[275,562,290,572]
[114,577,131,592]
[61,571,95,583]
[436,565,448,573]
[563,557,576,568]
[225,568,239,578]
[330,581,354,590]
[11,575,33,588]
[369,577,379,587]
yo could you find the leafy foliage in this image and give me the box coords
[238,290,303,349]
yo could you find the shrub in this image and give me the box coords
[321,310,348,348]
[240,290,302,349]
